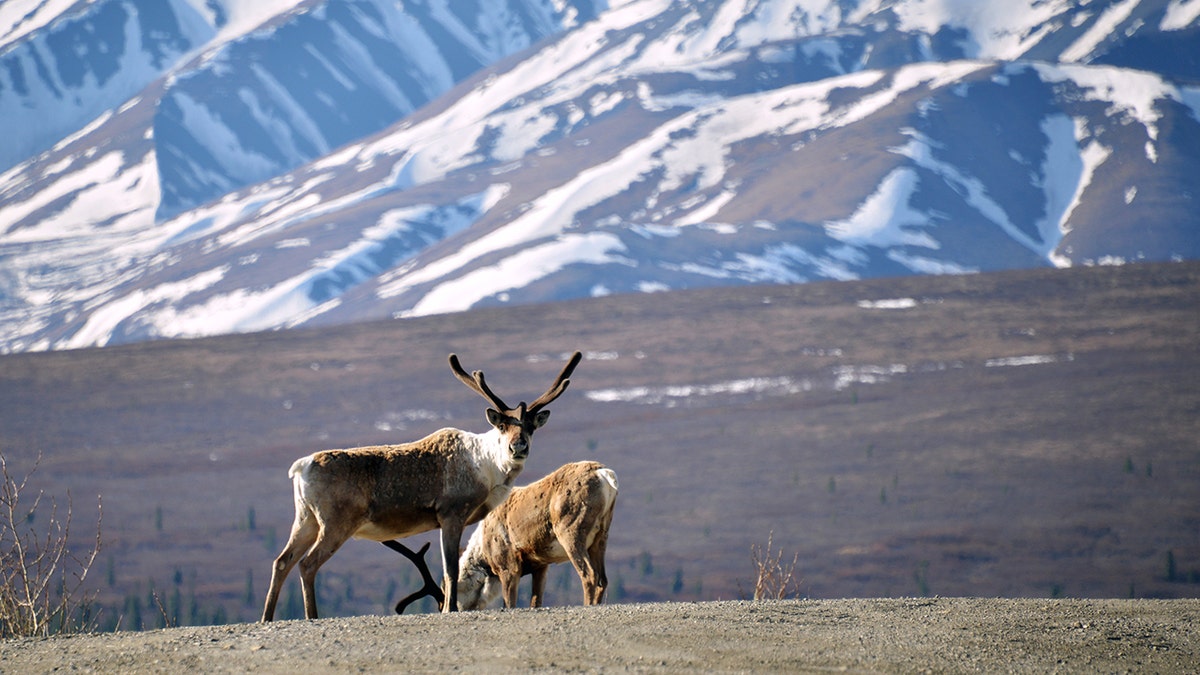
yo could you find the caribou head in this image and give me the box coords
[448,351,581,464]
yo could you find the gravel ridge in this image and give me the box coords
[2,598,1198,673]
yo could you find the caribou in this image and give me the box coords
[389,460,618,612]
[261,351,582,621]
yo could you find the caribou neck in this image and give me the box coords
[471,426,526,476]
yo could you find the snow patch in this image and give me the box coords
[1061,0,1139,63]
[1161,0,1200,31]
[984,354,1071,367]
[833,363,908,390]
[824,168,937,249]
[396,232,632,316]
[891,0,1066,59]
[374,408,447,432]
[857,298,917,309]
[171,92,279,184]
[1033,64,1178,142]
[585,376,810,406]
[1034,115,1110,266]
[61,266,228,349]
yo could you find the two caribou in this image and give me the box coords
[261,351,582,620]
[390,460,619,612]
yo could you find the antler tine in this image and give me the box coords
[528,350,583,412]
[382,540,446,614]
[472,370,514,413]
[448,354,511,412]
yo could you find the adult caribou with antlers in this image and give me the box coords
[261,351,582,621]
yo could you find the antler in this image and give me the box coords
[382,540,445,614]
[528,351,583,412]
[448,354,513,412]
[449,351,582,415]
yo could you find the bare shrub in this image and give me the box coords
[751,531,802,600]
[1,449,102,638]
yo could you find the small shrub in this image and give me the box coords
[1,449,102,638]
[751,531,801,600]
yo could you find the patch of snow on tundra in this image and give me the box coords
[857,298,917,309]
[833,363,908,390]
[586,376,810,406]
[985,353,1073,367]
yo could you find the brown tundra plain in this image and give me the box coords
[0,260,1197,631]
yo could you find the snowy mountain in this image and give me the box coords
[2,0,1199,352]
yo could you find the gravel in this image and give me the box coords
[3,598,1198,673]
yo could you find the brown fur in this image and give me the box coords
[458,460,618,609]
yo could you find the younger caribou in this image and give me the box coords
[390,460,618,612]
[261,351,582,620]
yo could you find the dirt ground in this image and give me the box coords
[2,598,1197,673]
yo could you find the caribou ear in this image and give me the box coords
[533,409,551,429]
[485,408,505,428]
